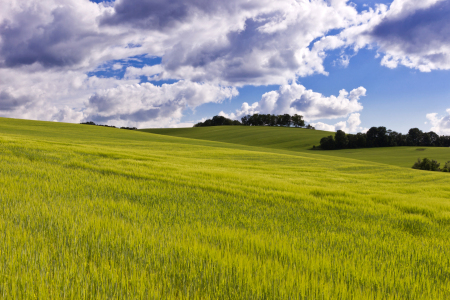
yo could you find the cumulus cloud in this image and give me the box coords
[0,0,374,127]
[0,91,32,111]
[0,0,117,69]
[311,113,366,133]
[221,83,365,121]
[326,0,450,72]
[312,121,337,132]
[99,0,366,85]
[426,109,450,135]
[0,0,446,127]
[370,0,450,72]
[83,81,238,128]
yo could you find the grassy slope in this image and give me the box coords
[142,126,326,150]
[142,126,450,168]
[1,118,450,299]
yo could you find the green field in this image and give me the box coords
[143,126,450,168]
[1,118,450,299]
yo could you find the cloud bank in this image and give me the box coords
[0,0,448,127]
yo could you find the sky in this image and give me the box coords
[1,0,449,134]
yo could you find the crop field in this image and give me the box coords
[141,126,326,151]
[1,118,450,299]
[144,126,450,168]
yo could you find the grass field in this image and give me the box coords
[143,126,450,168]
[1,118,450,299]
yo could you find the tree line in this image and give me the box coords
[241,114,307,127]
[80,121,137,130]
[319,127,450,150]
[194,114,315,129]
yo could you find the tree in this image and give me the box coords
[320,135,336,150]
[366,127,378,147]
[347,134,358,149]
[356,132,366,148]
[334,130,348,149]
[377,127,388,147]
[291,114,305,127]
[241,115,250,126]
[195,115,241,127]
[212,115,232,126]
[421,132,432,146]
[428,131,439,146]
[407,128,423,146]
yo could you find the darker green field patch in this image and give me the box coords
[395,204,435,219]
[396,216,432,236]
[310,189,350,199]
[371,195,395,205]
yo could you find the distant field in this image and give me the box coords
[1,118,450,299]
[141,126,326,150]
[320,146,450,168]
[143,126,450,168]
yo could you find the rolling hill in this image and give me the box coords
[142,126,450,168]
[1,118,450,299]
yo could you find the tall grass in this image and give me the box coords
[0,118,450,299]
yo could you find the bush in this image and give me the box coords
[412,158,440,171]
[442,161,450,172]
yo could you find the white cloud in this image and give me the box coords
[0,66,237,127]
[311,113,366,133]
[83,81,238,128]
[98,0,365,85]
[0,0,371,126]
[0,0,447,127]
[325,0,450,72]
[426,109,450,135]
[222,83,365,122]
[313,122,337,132]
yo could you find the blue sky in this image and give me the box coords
[1,0,450,134]
[186,47,450,134]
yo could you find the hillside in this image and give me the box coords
[141,126,327,150]
[1,118,450,299]
[143,126,450,168]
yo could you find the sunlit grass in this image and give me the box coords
[144,126,450,168]
[1,118,450,299]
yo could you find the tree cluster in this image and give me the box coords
[320,127,450,150]
[80,121,137,130]
[193,114,314,128]
[412,158,450,172]
[194,115,242,127]
[120,126,138,130]
[240,114,308,128]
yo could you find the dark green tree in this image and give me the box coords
[320,135,336,150]
[356,132,366,148]
[334,130,348,149]
[347,134,358,148]
[291,114,305,127]
[407,128,423,146]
